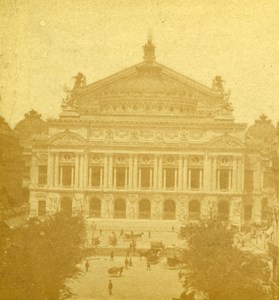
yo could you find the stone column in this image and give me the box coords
[128,156,133,189]
[211,156,217,191]
[74,155,79,188]
[108,155,113,188]
[158,157,163,189]
[54,153,59,187]
[153,156,158,190]
[47,152,54,187]
[133,155,138,189]
[125,167,128,188]
[237,157,244,192]
[203,153,210,192]
[163,169,166,190]
[79,154,84,188]
[138,168,142,188]
[183,157,188,190]
[174,169,178,190]
[232,157,237,192]
[84,153,88,188]
[103,154,108,188]
[178,156,183,190]
[89,167,92,188]
[30,153,38,186]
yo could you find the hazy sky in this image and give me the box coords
[0,0,279,127]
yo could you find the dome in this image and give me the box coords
[14,110,48,147]
[246,115,276,143]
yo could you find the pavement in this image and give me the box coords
[68,255,184,300]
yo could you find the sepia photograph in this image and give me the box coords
[1,0,279,299]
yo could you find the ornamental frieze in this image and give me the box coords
[89,153,104,165]
[138,155,154,166]
[50,131,86,146]
[60,152,75,163]
[113,154,129,165]
[217,155,233,167]
[35,152,48,164]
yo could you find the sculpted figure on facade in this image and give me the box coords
[153,195,163,219]
[46,194,59,214]
[103,194,113,219]
[73,72,86,89]
[127,195,138,219]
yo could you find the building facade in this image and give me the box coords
[28,39,266,225]
[0,116,23,220]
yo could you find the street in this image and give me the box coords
[68,255,183,300]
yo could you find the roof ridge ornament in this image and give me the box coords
[143,37,156,64]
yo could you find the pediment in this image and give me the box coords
[207,135,245,149]
[49,130,86,146]
[73,61,223,110]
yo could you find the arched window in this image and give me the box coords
[89,198,101,218]
[218,201,229,220]
[163,199,176,220]
[189,200,200,220]
[114,198,126,219]
[139,199,151,219]
[60,197,72,217]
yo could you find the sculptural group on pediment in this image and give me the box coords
[62,72,86,110]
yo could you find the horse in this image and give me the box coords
[107,266,124,277]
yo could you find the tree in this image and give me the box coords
[0,213,88,299]
[182,219,271,300]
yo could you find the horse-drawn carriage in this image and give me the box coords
[137,248,160,264]
[107,266,124,277]
[166,245,184,268]
[124,231,144,239]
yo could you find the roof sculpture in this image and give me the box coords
[60,38,233,118]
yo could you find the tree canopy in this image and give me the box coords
[182,219,271,300]
[0,213,87,300]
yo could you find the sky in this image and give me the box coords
[0,0,279,128]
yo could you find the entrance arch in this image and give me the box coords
[114,198,126,219]
[218,201,230,220]
[139,199,151,219]
[163,199,176,220]
[60,197,72,217]
[189,200,200,220]
[89,198,101,218]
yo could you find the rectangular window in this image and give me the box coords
[24,166,30,180]
[61,166,74,187]
[90,166,102,187]
[263,172,273,189]
[244,205,252,221]
[115,167,126,188]
[165,168,176,189]
[38,165,47,185]
[38,200,46,216]
[140,167,151,189]
[218,169,230,190]
[244,170,254,191]
[189,168,202,189]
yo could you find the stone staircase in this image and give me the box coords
[87,218,180,232]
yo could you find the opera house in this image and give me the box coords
[25,39,274,227]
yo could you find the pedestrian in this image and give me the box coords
[129,256,132,267]
[125,257,129,269]
[108,280,113,295]
[120,229,123,237]
[85,259,89,272]
[172,225,174,232]
[100,229,102,235]
[148,231,151,239]
[110,250,114,261]
[147,260,151,271]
